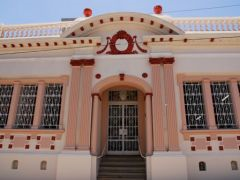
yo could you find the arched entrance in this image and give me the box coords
[91,75,153,156]
[104,88,143,155]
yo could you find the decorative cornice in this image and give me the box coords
[149,57,175,64]
[70,59,95,66]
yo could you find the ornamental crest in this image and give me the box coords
[97,30,147,55]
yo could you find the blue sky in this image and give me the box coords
[1,0,240,24]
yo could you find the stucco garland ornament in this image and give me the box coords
[97,30,147,54]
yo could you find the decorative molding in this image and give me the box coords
[176,74,240,82]
[188,135,240,151]
[149,57,175,64]
[97,30,147,55]
[181,129,240,140]
[95,73,101,79]
[133,36,147,53]
[70,59,95,66]
[142,72,148,78]
[0,75,69,84]
[119,73,125,81]
[0,129,64,135]
[210,38,215,42]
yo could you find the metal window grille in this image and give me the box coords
[210,82,236,129]
[15,85,38,128]
[183,82,207,129]
[0,85,13,128]
[40,83,63,129]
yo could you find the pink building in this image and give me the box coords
[0,10,240,180]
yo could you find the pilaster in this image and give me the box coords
[163,61,180,151]
[230,79,240,128]
[32,80,45,129]
[202,79,217,129]
[149,60,165,151]
[77,60,95,150]
[6,81,21,129]
[64,61,82,150]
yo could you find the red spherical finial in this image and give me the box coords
[154,5,162,14]
[83,8,92,17]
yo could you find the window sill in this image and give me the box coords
[0,128,65,135]
[181,129,240,140]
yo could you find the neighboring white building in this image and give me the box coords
[0,11,240,180]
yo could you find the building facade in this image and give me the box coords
[0,12,240,180]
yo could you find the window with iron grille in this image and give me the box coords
[183,82,207,129]
[40,83,63,129]
[0,85,14,128]
[210,82,236,129]
[14,85,38,128]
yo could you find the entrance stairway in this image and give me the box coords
[97,155,146,180]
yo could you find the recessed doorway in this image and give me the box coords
[107,90,139,155]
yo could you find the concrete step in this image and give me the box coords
[100,161,145,167]
[99,166,145,172]
[102,155,144,161]
[98,178,145,180]
[102,159,144,162]
[98,155,146,180]
[98,172,146,178]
